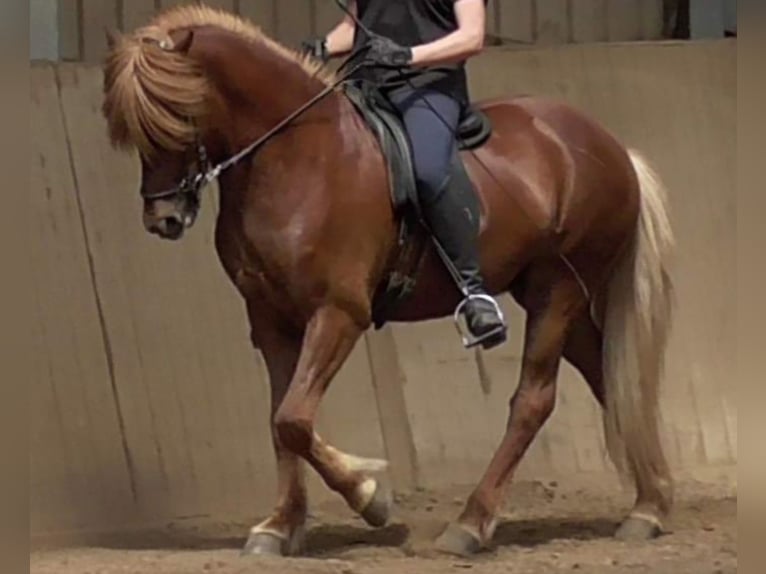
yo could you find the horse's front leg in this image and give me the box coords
[242,306,308,556]
[275,305,391,528]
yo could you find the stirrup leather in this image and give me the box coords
[453,293,508,349]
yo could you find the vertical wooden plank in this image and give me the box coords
[571,0,607,43]
[57,0,80,60]
[606,0,642,41]
[159,0,185,6]
[122,0,158,32]
[31,0,59,60]
[315,0,341,36]
[55,63,282,524]
[535,0,570,44]
[161,0,234,10]
[364,329,418,491]
[724,0,736,34]
[497,0,535,44]
[641,0,664,40]
[202,0,235,10]
[276,0,313,48]
[81,0,118,62]
[239,0,277,35]
[677,42,736,466]
[30,64,136,534]
[484,0,498,40]
[689,0,724,38]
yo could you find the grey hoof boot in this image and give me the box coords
[435,523,483,557]
[615,515,663,541]
[241,527,305,557]
[360,481,393,528]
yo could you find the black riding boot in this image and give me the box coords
[421,161,507,349]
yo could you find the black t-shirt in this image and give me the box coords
[351,0,485,103]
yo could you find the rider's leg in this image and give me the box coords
[390,89,506,347]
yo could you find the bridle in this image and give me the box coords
[140,136,210,203]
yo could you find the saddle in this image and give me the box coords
[342,81,493,327]
[344,82,491,216]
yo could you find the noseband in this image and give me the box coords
[140,138,210,203]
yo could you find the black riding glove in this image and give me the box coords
[301,37,330,63]
[365,33,413,68]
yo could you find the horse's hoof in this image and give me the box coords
[241,527,305,557]
[435,523,482,557]
[615,515,663,541]
[360,481,393,528]
[242,531,284,557]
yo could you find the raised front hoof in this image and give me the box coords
[435,523,483,557]
[615,516,663,541]
[241,529,304,557]
[360,481,393,528]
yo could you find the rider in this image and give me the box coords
[304,0,506,349]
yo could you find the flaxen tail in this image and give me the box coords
[602,150,675,514]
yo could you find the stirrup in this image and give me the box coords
[453,293,508,350]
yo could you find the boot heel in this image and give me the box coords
[474,326,507,350]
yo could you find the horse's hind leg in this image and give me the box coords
[436,268,584,556]
[563,313,670,541]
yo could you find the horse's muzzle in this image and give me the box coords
[145,212,186,240]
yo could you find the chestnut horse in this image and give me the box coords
[102,6,674,557]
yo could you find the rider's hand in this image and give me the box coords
[301,37,330,63]
[364,33,413,68]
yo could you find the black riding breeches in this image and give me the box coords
[388,88,461,206]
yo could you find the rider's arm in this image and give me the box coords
[325,1,357,56]
[410,0,485,66]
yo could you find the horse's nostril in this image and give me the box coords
[164,216,184,238]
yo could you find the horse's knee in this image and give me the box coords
[273,409,313,455]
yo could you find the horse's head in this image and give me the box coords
[102,6,336,240]
[102,24,209,240]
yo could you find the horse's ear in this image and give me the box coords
[105,28,120,51]
[170,29,195,54]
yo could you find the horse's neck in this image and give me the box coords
[192,27,335,141]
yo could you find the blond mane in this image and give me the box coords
[102,3,333,156]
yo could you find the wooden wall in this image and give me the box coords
[54,0,665,62]
[29,39,736,541]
